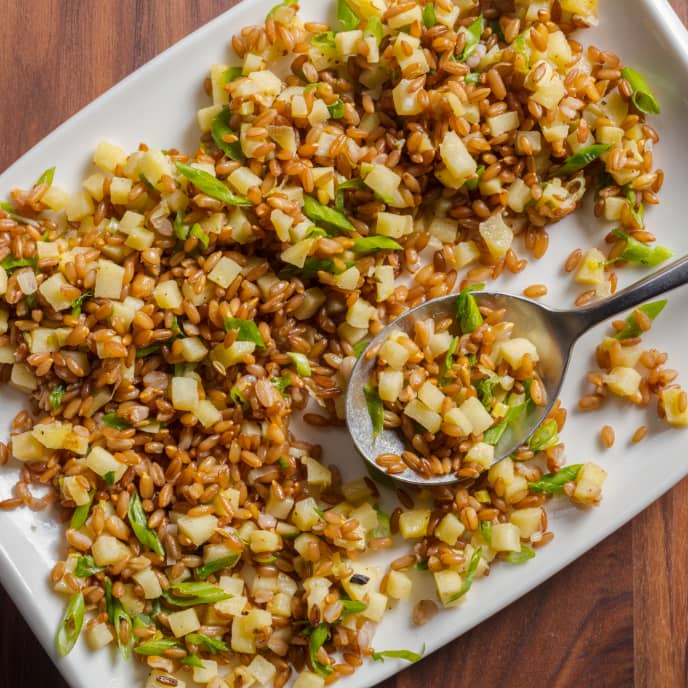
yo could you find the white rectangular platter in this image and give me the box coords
[1,1,688,686]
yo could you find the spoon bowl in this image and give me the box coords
[345,254,688,486]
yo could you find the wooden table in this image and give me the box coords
[1,1,687,686]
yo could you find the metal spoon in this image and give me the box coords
[345,254,688,486]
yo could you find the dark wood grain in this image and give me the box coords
[0,2,687,687]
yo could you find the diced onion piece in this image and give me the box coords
[16,270,37,295]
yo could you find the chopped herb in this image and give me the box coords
[613,299,667,340]
[181,654,205,668]
[594,171,615,201]
[528,418,560,451]
[105,577,132,659]
[190,223,210,249]
[196,555,240,581]
[479,520,492,543]
[352,235,402,254]
[162,582,232,607]
[139,173,155,189]
[353,338,370,358]
[230,386,248,408]
[447,547,482,602]
[278,456,290,469]
[364,16,384,45]
[75,555,104,578]
[128,490,165,556]
[372,644,425,663]
[622,66,660,115]
[624,188,645,228]
[174,209,190,240]
[483,396,530,445]
[465,164,485,190]
[25,293,37,309]
[136,343,163,358]
[223,66,243,83]
[474,377,498,409]
[272,373,292,395]
[102,412,131,430]
[0,254,37,275]
[373,507,391,537]
[327,99,346,119]
[70,290,92,317]
[175,162,251,207]
[223,317,265,347]
[457,15,484,61]
[313,506,325,518]
[349,573,370,585]
[422,3,437,27]
[504,544,536,564]
[364,384,384,438]
[341,599,367,615]
[303,195,356,234]
[70,491,95,529]
[414,560,429,570]
[610,229,672,267]
[287,351,312,376]
[456,284,484,334]
[267,0,297,18]
[210,106,245,162]
[134,637,183,656]
[36,166,56,187]
[103,471,116,486]
[337,0,360,30]
[334,178,366,211]
[311,31,336,49]
[553,143,611,177]
[439,336,460,387]
[309,623,334,676]
[55,592,85,656]
[186,632,229,654]
[279,257,342,280]
[529,464,583,493]
[49,383,66,410]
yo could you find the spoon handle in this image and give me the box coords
[562,254,688,339]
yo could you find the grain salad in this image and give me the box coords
[0,0,674,686]
[366,287,547,479]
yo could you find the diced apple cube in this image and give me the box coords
[398,509,431,539]
[379,339,410,370]
[510,508,543,538]
[41,185,70,211]
[170,376,199,412]
[94,259,125,300]
[293,671,326,688]
[207,256,242,289]
[454,240,481,269]
[439,131,477,184]
[291,497,320,531]
[479,212,513,259]
[364,165,402,201]
[192,659,218,684]
[603,366,642,398]
[378,370,404,403]
[177,514,218,547]
[572,462,607,505]
[86,622,114,650]
[11,431,49,462]
[497,337,540,369]
[133,568,163,599]
[247,655,277,685]
[92,535,132,566]
[490,523,522,552]
[346,299,376,329]
[574,248,605,286]
[386,570,412,601]
[94,141,128,173]
[434,569,464,607]
[38,273,72,311]
[435,512,465,545]
[376,212,413,238]
[661,387,688,427]
[459,397,494,435]
[404,399,442,434]
[153,280,183,310]
[168,608,201,638]
[465,442,494,468]
[418,381,445,413]
[86,446,127,482]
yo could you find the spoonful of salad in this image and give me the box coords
[345,254,688,486]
